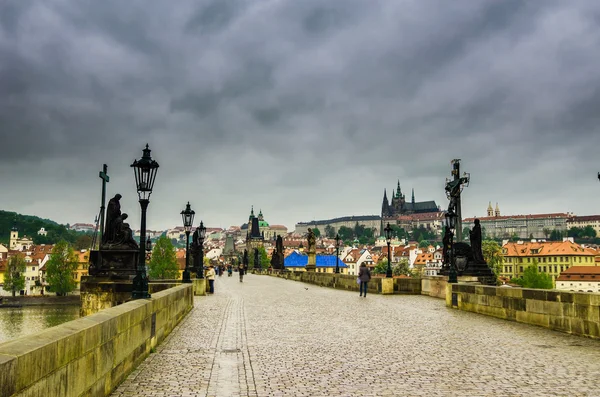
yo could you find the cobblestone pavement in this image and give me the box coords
[112,275,600,397]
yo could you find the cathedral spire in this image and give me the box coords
[381,189,390,216]
[487,202,493,217]
[397,180,402,198]
[411,188,415,204]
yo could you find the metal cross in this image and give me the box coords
[98,164,109,244]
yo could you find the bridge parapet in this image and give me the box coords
[448,284,600,339]
[0,284,193,397]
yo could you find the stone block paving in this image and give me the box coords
[112,275,600,396]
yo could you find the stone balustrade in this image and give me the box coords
[0,284,193,397]
[448,284,600,339]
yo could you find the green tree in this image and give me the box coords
[542,228,551,239]
[3,255,26,296]
[373,258,389,275]
[549,229,563,241]
[482,240,503,276]
[583,225,597,239]
[418,240,431,249]
[338,226,354,242]
[46,241,78,295]
[568,227,583,239]
[392,258,411,276]
[249,246,269,269]
[312,227,321,238]
[324,225,335,238]
[511,262,553,289]
[148,236,179,279]
[73,234,93,250]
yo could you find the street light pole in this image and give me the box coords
[384,223,393,278]
[181,202,195,284]
[335,234,340,274]
[196,220,206,279]
[131,144,159,299]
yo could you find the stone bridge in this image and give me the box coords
[112,275,600,397]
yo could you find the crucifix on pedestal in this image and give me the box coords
[98,164,109,244]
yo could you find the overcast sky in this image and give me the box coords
[1,0,600,233]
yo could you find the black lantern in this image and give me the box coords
[196,220,206,278]
[384,223,393,278]
[146,236,152,253]
[334,233,341,274]
[131,144,159,299]
[181,202,195,283]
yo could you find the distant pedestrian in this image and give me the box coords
[358,263,371,297]
[206,265,216,294]
[238,263,245,282]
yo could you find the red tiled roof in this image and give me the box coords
[557,266,600,281]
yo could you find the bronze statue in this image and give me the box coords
[470,219,485,263]
[103,193,122,244]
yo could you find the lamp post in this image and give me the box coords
[334,233,341,274]
[384,223,393,278]
[445,211,458,283]
[131,144,159,299]
[181,202,195,283]
[145,236,152,263]
[196,220,206,278]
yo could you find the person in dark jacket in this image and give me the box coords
[358,263,371,297]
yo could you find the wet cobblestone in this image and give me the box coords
[112,275,600,396]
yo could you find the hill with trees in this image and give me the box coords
[0,210,89,246]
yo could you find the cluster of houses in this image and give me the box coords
[2,220,600,296]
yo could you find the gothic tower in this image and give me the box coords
[495,203,500,217]
[487,202,494,217]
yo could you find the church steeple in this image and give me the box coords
[411,188,415,204]
[249,205,255,220]
[396,180,401,198]
[495,203,500,217]
[381,189,390,216]
[487,202,493,217]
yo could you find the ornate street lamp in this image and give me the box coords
[196,220,206,278]
[384,223,393,278]
[334,233,341,274]
[181,202,195,283]
[445,210,458,283]
[131,144,159,299]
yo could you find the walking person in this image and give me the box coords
[206,265,216,294]
[238,262,245,282]
[358,262,371,297]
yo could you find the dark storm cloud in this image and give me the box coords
[1,0,600,230]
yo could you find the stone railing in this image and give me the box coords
[0,284,193,397]
[448,284,600,339]
[259,270,421,295]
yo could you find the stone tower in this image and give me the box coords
[495,203,500,217]
[9,222,18,249]
[487,202,494,217]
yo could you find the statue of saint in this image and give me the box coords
[114,213,138,249]
[103,194,122,244]
[470,219,485,264]
[307,229,316,252]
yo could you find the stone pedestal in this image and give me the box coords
[381,278,394,295]
[193,278,206,296]
[306,250,316,272]
[80,276,133,316]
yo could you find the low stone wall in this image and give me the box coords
[449,284,600,339]
[263,270,421,295]
[0,284,193,397]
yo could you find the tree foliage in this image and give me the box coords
[324,225,335,238]
[568,226,597,239]
[249,246,270,269]
[337,226,354,242]
[482,240,503,276]
[0,210,87,246]
[510,262,553,289]
[311,227,321,238]
[3,255,26,296]
[46,241,78,295]
[74,234,93,250]
[148,236,179,280]
[418,240,431,249]
[549,229,564,241]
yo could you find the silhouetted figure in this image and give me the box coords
[470,219,485,264]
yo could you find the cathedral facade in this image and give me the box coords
[381,181,440,218]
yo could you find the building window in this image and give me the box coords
[520,266,524,272]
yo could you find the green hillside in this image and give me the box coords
[0,210,88,245]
